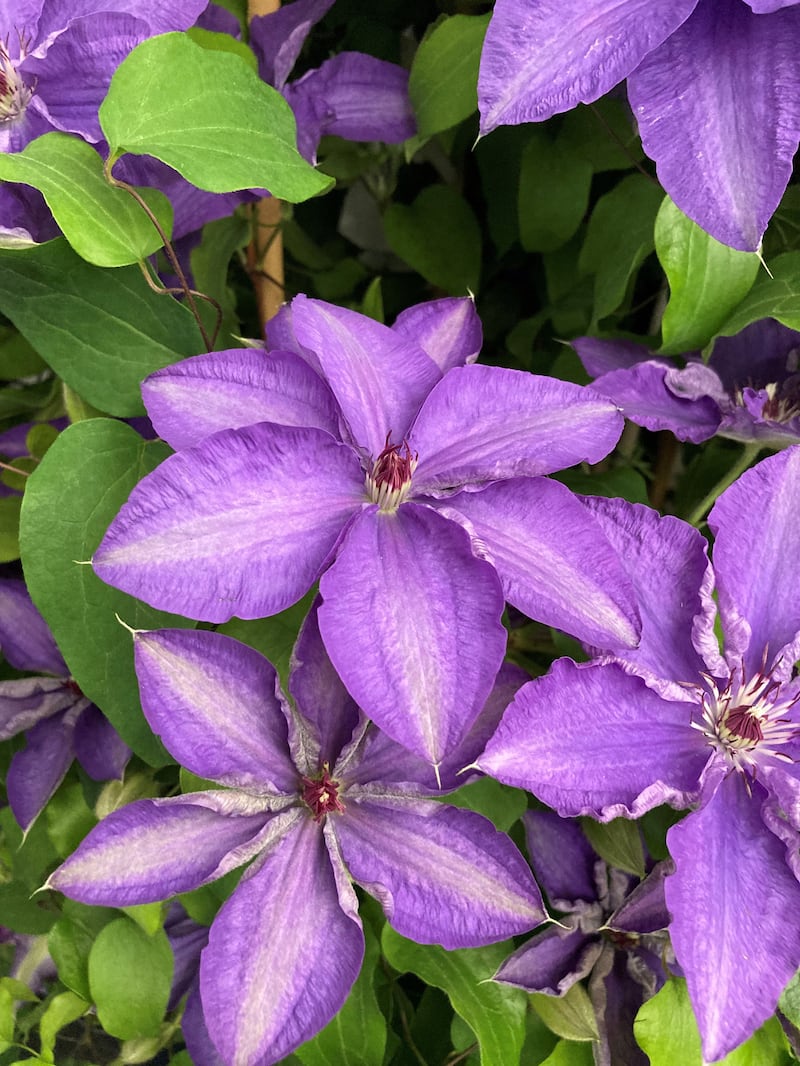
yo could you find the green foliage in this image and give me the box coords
[382,926,528,1066]
[531,983,599,1044]
[409,14,490,138]
[655,197,760,354]
[38,990,88,1063]
[218,588,316,688]
[0,134,172,268]
[48,902,118,1002]
[714,250,800,338]
[518,129,592,253]
[100,34,332,202]
[443,777,529,833]
[0,240,204,417]
[19,419,194,763]
[579,817,646,879]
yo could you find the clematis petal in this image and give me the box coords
[249,0,336,89]
[0,579,66,674]
[392,297,482,373]
[332,797,545,946]
[182,986,224,1066]
[288,602,360,774]
[318,504,506,764]
[709,446,800,673]
[34,0,208,39]
[25,14,147,141]
[2,0,42,37]
[573,336,655,378]
[628,0,800,250]
[289,295,441,456]
[582,362,723,443]
[477,0,696,132]
[93,423,364,622]
[708,318,800,393]
[444,478,640,650]
[142,349,340,451]
[495,926,602,995]
[608,859,672,935]
[580,496,716,681]
[522,809,598,906]
[201,817,364,1066]
[411,367,623,492]
[0,678,77,741]
[48,796,285,904]
[133,628,298,794]
[478,659,708,819]
[665,774,800,1061]
[7,710,78,830]
[72,704,130,782]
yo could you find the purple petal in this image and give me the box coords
[285,53,415,162]
[93,423,364,622]
[288,601,360,774]
[522,809,598,906]
[142,349,340,450]
[709,318,800,393]
[573,336,655,378]
[133,628,298,794]
[48,795,282,904]
[495,925,602,995]
[584,362,722,443]
[249,0,336,89]
[478,659,708,819]
[444,478,640,650]
[318,505,506,764]
[0,678,77,741]
[7,710,77,830]
[182,986,224,1066]
[392,297,482,373]
[608,860,672,935]
[72,704,130,781]
[709,447,800,673]
[25,13,150,142]
[289,295,441,457]
[411,367,623,492]
[0,579,66,674]
[332,798,545,946]
[665,774,800,1061]
[34,0,207,38]
[477,0,696,132]
[201,817,364,1065]
[628,0,800,250]
[580,496,716,681]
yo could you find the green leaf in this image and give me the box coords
[780,969,800,1029]
[518,129,592,252]
[579,817,646,879]
[409,14,490,137]
[382,926,527,1066]
[121,903,167,938]
[539,1040,594,1066]
[0,134,172,268]
[531,984,599,1043]
[100,34,331,202]
[655,198,760,355]
[384,185,481,295]
[48,904,117,1002]
[19,419,194,764]
[443,777,528,833]
[0,496,21,561]
[218,588,315,689]
[38,990,88,1062]
[635,978,792,1065]
[189,212,250,349]
[558,99,643,173]
[0,239,204,417]
[296,924,386,1066]
[44,780,97,858]
[186,26,258,70]
[88,918,173,1040]
[25,423,59,460]
[714,250,800,339]
[579,174,664,326]
[556,466,649,506]
[0,327,45,380]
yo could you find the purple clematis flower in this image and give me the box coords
[476,446,800,1060]
[478,0,800,249]
[574,318,800,447]
[91,295,639,764]
[0,577,130,830]
[48,610,547,1066]
[497,810,673,1066]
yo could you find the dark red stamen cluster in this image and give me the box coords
[372,432,416,490]
[301,764,345,822]
[725,704,764,744]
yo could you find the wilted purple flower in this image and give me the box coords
[477,446,800,1060]
[0,577,129,830]
[91,295,638,764]
[575,319,800,447]
[497,811,672,1066]
[48,610,546,1066]
[478,0,800,250]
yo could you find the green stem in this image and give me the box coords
[686,442,764,527]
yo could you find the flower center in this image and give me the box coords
[366,433,417,514]
[694,659,800,773]
[0,42,33,126]
[761,376,800,424]
[301,764,345,822]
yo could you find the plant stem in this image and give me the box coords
[685,442,764,527]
